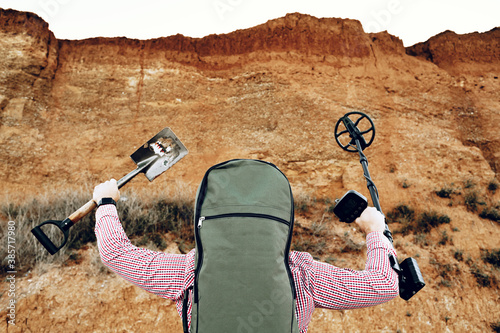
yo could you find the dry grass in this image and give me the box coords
[1,189,91,275]
[0,184,195,276]
[386,204,451,235]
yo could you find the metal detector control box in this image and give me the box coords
[333,190,368,223]
[399,257,426,300]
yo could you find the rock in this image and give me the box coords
[406,28,500,76]
[0,8,499,333]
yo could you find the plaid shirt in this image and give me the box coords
[95,205,398,332]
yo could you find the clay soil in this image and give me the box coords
[1,9,499,333]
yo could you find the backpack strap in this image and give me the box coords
[182,286,192,333]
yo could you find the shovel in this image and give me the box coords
[31,127,189,255]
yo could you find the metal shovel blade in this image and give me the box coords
[31,127,188,255]
[130,128,189,182]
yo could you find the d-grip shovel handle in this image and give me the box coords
[32,166,143,255]
[31,199,97,255]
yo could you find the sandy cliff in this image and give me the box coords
[1,8,499,333]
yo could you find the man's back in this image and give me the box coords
[95,206,398,332]
[92,161,399,332]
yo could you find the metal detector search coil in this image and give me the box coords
[334,111,375,152]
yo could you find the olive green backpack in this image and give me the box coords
[183,159,299,333]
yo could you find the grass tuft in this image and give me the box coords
[479,207,500,222]
[0,187,195,276]
[417,211,451,233]
[488,179,499,193]
[435,185,456,198]
[491,321,500,333]
[386,204,451,236]
[481,248,500,269]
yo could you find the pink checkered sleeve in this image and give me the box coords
[94,204,194,302]
[291,231,398,317]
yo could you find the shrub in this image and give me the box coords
[414,233,430,246]
[0,190,98,275]
[339,232,364,253]
[464,179,476,189]
[487,179,499,193]
[324,256,337,264]
[439,278,452,288]
[292,221,328,257]
[0,188,195,276]
[293,237,326,257]
[479,207,500,222]
[453,249,464,262]
[150,198,194,238]
[120,196,194,245]
[148,233,167,251]
[481,248,500,269]
[294,193,314,214]
[387,205,451,235]
[387,204,415,222]
[464,191,480,212]
[491,321,500,333]
[435,185,455,198]
[430,258,459,282]
[386,204,415,235]
[470,264,494,287]
[416,211,450,233]
[438,231,453,246]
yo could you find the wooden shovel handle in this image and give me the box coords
[68,199,97,224]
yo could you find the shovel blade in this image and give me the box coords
[130,128,188,181]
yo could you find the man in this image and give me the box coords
[93,178,398,332]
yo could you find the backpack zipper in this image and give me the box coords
[194,212,291,303]
[197,216,205,228]
[197,212,291,229]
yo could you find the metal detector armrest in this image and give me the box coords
[31,218,73,255]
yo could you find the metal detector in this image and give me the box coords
[31,128,188,255]
[333,111,425,300]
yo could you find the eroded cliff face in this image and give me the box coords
[0,8,499,333]
[407,28,500,76]
[1,10,498,195]
[407,27,500,175]
[0,9,57,115]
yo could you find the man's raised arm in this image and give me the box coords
[93,180,194,302]
[293,207,399,311]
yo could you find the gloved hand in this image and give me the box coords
[93,179,120,203]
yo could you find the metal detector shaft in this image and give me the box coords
[353,138,394,244]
